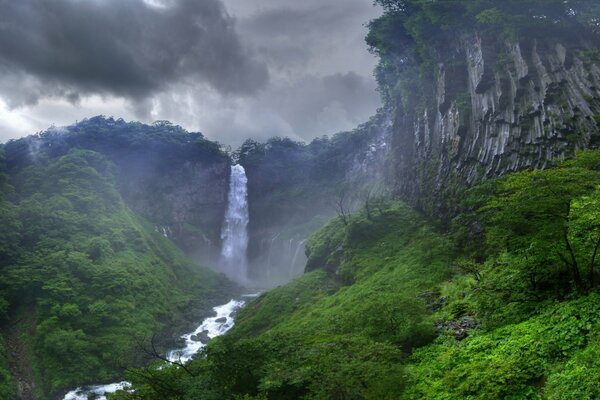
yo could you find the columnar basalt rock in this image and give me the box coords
[386,34,600,214]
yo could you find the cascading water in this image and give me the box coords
[62,165,253,400]
[62,296,254,400]
[220,164,249,282]
[290,239,308,276]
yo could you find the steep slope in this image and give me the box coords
[367,0,600,219]
[3,116,231,265]
[116,148,600,399]
[114,201,455,399]
[0,148,232,399]
[0,146,16,400]
[0,336,14,399]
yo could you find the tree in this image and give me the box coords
[568,188,600,288]
[482,165,600,293]
[332,187,351,226]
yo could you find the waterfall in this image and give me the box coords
[290,239,307,276]
[220,164,249,282]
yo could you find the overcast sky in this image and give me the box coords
[0,0,382,146]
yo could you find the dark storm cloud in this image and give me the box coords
[271,72,380,137]
[0,0,268,107]
[238,2,373,68]
[242,3,367,38]
[0,0,382,146]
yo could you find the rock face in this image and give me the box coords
[386,35,600,214]
[119,153,230,264]
[239,115,391,285]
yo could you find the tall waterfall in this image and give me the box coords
[220,164,249,282]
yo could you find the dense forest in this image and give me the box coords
[1,0,600,399]
[0,143,237,398]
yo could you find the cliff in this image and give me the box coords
[368,1,600,218]
[236,115,390,284]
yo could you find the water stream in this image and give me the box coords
[220,164,249,282]
[64,164,255,399]
[62,295,254,400]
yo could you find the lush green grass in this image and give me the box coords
[116,201,455,399]
[231,270,340,339]
[115,149,600,400]
[0,149,226,398]
[269,203,453,349]
[404,293,600,399]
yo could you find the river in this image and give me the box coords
[62,294,256,400]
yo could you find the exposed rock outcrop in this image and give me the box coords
[386,35,600,215]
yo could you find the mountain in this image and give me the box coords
[107,2,600,399]
[4,117,231,265]
[0,124,238,399]
[369,0,600,221]
[2,1,600,399]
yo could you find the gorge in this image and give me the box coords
[1,1,600,399]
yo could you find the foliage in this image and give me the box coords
[235,114,390,266]
[404,293,600,399]
[0,149,223,397]
[117,149,600,400]
[4,117,228,173]
[0,337,15,400]
[477,151,600,308]
[3,116,232,246]
[231,270,340,339]
[120,201,454,399]
[2,134,600,399]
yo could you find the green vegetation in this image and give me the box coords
[0,148,225,398]
[113,201,455,399]
[1,4,599,398]
[236,114,389,266]
[238,113,388,231]
[115,149,600,399]
[405,294,600,399]
[0,337,15,400]
[4,116,231,251]
[367,0,600,109]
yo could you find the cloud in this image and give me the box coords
[0,0,383,146]
[0,0,268,107]
[262,72,380,138]
[139,71,379,146]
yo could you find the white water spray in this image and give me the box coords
[62,295,256,400]
[167,299,246,363]
[220,164,249,281]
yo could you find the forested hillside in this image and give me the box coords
[2,1,600,399]
[105,1,600,399]
[4,117,231,265]
[115,147,600,400]
[237,113,390,282]
[0,146,234,398]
